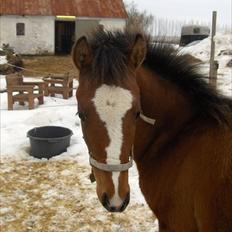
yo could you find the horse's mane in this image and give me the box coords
[144,41,232,125]
[88,30,232,125]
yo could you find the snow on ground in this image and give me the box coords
[0,46,7,65]
[0,34,231,231]
[181,34,232,64]
[181,33,232,97]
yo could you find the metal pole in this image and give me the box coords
[209,11,217,87]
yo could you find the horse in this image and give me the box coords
[72,30,232,231]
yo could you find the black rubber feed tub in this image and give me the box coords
[27,126,73,159]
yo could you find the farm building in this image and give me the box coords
[180,25,210,46]
[0,0,127,55]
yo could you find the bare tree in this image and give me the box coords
[124,1,229,39]
[124,1,154,35]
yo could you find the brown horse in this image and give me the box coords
[72,30,232,231]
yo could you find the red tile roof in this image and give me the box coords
[0,0,127,18]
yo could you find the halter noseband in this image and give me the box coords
[89,155,133,172]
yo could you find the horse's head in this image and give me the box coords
[72,32,146,212]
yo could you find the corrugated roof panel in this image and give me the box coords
[1,0,20,15]
[51,0,74,16]
[0,0,127,18]
[38,0,52,15]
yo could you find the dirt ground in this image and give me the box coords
[0,160,157,232]
[21,55,79,79]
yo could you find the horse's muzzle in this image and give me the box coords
[101,192,130,212]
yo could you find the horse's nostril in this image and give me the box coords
[119,192,130,212]
[101,192,109,208]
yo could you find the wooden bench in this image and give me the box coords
[43,73,73,99]
[6,74,44,110]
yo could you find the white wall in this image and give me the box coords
[0,15,55,54]
[75,17,126,39]
[0,16,126,54]
[75,17,126,32]
[99,18,126,31]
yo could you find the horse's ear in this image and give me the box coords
[130,34,147,69]
[72,36,92,70]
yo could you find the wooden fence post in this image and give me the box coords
[209,11,217,87]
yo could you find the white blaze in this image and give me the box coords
[92,84,133,206]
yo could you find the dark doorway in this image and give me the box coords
[55,21,75,54]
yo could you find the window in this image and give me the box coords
[16,23,25,36]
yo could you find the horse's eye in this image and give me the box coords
[78,112,86,121]
[136,111,140,119]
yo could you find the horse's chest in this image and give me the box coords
[137,160,198,231]
[138,169,175,216]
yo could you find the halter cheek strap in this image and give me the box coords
[140,112,156,125]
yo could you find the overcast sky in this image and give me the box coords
[125,0,231,26]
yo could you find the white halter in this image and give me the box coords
[140,112,156,125]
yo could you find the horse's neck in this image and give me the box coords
[134,66,195,161]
